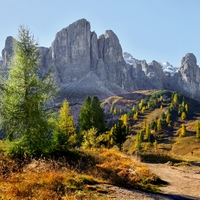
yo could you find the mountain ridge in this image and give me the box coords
[1,19,200,101]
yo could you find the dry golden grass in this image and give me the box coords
[172,136,200,161]
[0,147,161,199]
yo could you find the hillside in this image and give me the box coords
[1,89,200,199]
[101,90,200,161]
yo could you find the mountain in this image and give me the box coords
[160,61,178,76]
[1,19,200,101]
[123,52,142,65]
[123,52,178,77]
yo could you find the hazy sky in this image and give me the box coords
[1,0,200,67]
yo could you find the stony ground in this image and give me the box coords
[145,162,200,199]
[95,162,200,200]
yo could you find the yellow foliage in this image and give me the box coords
[180,124,187,137]
[113,107,117,115]
[181,112,186,120]
[133,112,138,120]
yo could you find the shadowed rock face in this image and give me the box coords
[1,19,200,101]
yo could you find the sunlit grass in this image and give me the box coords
[0,147,162,199]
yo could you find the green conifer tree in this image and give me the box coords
[0,26,58,156]
[112,120,128,151]
[78,96,92,133]
[78,96,106,135]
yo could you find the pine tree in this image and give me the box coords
[90,96,106,134]
[112,120,128,151]
[78,96,106,135]
[52,99,76,150]
[0,26,58,156]
[78,96,92,133]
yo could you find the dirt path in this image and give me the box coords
[96,163,200,200]
[145,163,200,199]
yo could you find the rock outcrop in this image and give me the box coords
[1,19,200,101]
[1,36,14,68]
[170,53,200,99]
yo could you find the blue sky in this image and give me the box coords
[1,0,200,67]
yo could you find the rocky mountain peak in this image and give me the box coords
[1,19,200,101]
[1,36,14,68]
[170,53,200,99]
[181,53,197,67]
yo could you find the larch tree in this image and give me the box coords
[157,119,162,133]
[194,121,200,139]
[180,124,187,137]
[145,124,151,142]
[173,93,178,104]
[52,99,76,151]
[0,26,58,156]
[181,111,186,120]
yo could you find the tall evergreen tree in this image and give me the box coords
[90,96,106,134]
[0,26,58,156]
[78,96,92,133]
[78,96,106,135]
[112,120,128,151]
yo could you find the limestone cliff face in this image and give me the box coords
[48,19,91,84]
[96,30,135,90]
[170,53,200,99]
[143,60,167,89]
[1,19,200,101]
